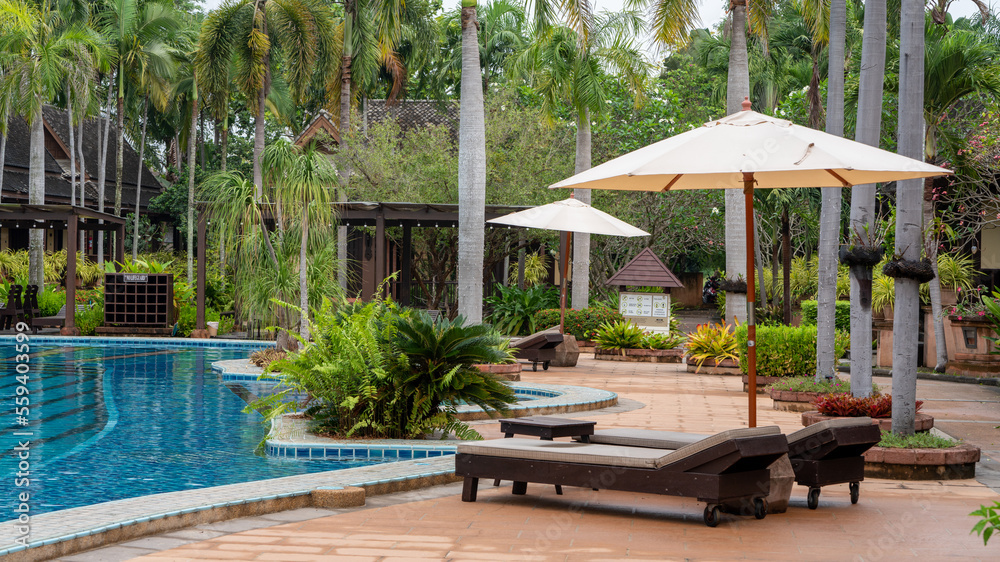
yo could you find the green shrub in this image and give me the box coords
[251,300,516,441]
[877,430,954,448]
[644,331,685,350]
[800,300,851,332]
[177,305,220,337]
[532,306,623,340]
[484,284,559,336]
[75,303,104,337]
[37,288,65,317]
[685,322,739,371]
[767,376,853,393]
[593,320,646,350]
[735,324,849,378]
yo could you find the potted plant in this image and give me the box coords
[473,332,522,380]
[933,252,979,306]
[801,393,935,432]
[945,286,1000,377]
[871,273,895,319]
[864,431,980,480]
[685,322,740,373]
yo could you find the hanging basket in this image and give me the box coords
[882,259,936,283]
[838,245,885,267]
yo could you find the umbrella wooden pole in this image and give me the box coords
[744,172,757,428]
[559,231,572,334]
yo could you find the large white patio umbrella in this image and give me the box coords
[550,98,951,427]
[487,197,649,334]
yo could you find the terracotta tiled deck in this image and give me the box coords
[69,357,1000,560]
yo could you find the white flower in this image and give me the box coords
[712,207,720,215]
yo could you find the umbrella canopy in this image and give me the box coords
[551,105,950,191]
[487,197,649,237]
[549,99,952,427]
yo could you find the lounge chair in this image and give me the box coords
[31,304,68,332]
[0,285,24,330]
[509,328,563,371]
[455,426,788,527]
[580,417,881,510]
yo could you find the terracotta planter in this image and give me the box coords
[945,317,1000,377]
[742,374,784,392]
[768,389,849,412]
[595,347,684,363]
[685,356,741,375]
[801,411,935,432]
[863,444,980,480]
[473,363,522,381]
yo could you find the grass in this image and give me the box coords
[877,430,958,449]
[768,376,853,393]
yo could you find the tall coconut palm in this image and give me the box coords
[196,0,336,199]
[0,0,102,289]
[513,12,649,310]
[99,0,182,219]
[816,0,847,381]
[847,0,888,398]
[891,0,926,436]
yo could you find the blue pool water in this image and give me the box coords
[0,342,387,519]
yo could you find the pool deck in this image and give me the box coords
[39,355,999,561]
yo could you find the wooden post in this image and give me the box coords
[559,231,572,334]
[115,223,125,269]
[62,217,79,335]
[744,173,757,428]
[401,223,412,306]
[374,208,385,299]
[196,211,207,331]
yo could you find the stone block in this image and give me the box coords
[312,486,365,508]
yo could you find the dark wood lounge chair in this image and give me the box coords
[509,328,563,371]
[0,285,25,330]
[456,426,788,526]
[31,304,67,332]
[580,417,881,510]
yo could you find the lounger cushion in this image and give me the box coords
[584,429,710,449]
[458,426,783,470]
[787,417,875,446]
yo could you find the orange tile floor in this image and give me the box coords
[89,357,1000,560]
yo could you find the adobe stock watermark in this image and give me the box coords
[11,322,33,547]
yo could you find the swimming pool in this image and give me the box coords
[0,341,388,520]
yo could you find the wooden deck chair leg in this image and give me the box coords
[462,477,479,502]
[512,481,527,495]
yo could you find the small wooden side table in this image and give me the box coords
[495,416,597,494]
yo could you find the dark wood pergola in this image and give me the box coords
[0,204,126,334]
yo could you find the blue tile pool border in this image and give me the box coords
[0,335,273,352]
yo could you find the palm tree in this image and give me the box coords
[0,0,102,289]
[816,0,847,381]
[921,21,1000,371]
[458,0,487,324]
[262,140,337,340]
[513,12,649,310]
[99,0,182,219]
[196,0,336,199]
[847,0,888,398]
[891,0,926,436]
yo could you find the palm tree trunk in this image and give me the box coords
[132,98,148,260]
[848,0,887,398]
[0,129,7,200]
[67,86,76,208]
[199,110,206,167]
[816,0,847,381]
[892,0,926,436]
[220,109,228,172]
[457,3,486,324]
[115,78,125,216]
[28,112,45,291]
[571,108,592,310]
[78,117,86,253]
[299,208,309,340]
[337,7,354,291]
[188,80,199,285]
[725,0,750,324]
[782,206,791,324]
[98,83,113,263]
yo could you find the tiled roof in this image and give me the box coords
[605,248,684,288]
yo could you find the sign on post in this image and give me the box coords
[618,292,671,334]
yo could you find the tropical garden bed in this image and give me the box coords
[863,432,980,480]
[590,320,685,363]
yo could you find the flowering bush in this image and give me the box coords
[950,285,993,321]
[814,393,923,418]
[532,307,623,341]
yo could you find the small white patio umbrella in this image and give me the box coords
[487,197,649,333]
[550,98,951,427]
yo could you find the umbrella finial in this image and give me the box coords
[742,97,752,111]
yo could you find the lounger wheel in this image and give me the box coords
[703,505,721,527]
[532,362,538,372]
[542,361,549,371]
[807,487,821,510]
[849,481,860,504]
[753,497,767,520]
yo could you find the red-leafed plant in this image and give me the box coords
[814,393,922,418]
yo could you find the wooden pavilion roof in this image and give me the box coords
[605,247,683,288]
[0,204,127,231]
